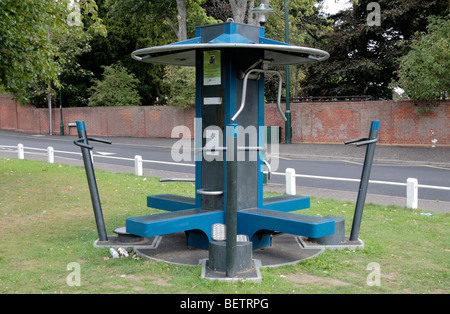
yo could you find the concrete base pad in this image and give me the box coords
[133,232,325,267]
[95,233,364,270]
[298,236,365,251]
[201,259,262,282]
[93,235,161,249]
[94,232,365,281]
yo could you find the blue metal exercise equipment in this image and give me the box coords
[127,22,334,252]
[74,22,379,277]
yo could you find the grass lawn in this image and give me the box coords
[0,158,448,294]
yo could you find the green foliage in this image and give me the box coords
[0,0,106,104]
[101,0,220,106]
[88,63,142,107]
[265,0,332,46]
[262,0,333,99]
[302,0,449,99]
[79,0,194,107]
[394,15,449,104]
[0,0,63,102]
[25,26,94,108]
[163,66,196,108]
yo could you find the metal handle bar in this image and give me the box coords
[344,137,368,145]
[231,69,287,122]
[355,138,378,147]
[73,138,93,150]
[196,189,223,196]
[263,160,272,180]
[344,137,378,147]
[74,137,111,150]
[159,178,195,182]
[87,137,112,145]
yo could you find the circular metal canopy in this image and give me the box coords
[131,43,329,66]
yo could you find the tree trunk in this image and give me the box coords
[176,0,187,41]
[247,0,256,25]
[165,0,188,41]
[229,0,248,23]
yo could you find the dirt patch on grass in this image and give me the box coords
[285,272,351,288]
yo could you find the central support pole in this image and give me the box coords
[226,123,238,277]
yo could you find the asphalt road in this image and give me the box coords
[1,130,449,204]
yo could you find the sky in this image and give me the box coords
[320,0,353,15]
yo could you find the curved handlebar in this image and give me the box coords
[87,137,112,145]
[73,138,93,150]
[231,69,287,122]
[263,160,272,180]
[74,137,111,150]
[196,189,223,196]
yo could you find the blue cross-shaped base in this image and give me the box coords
[126,194,335,250]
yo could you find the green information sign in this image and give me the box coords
[203,50,221,86]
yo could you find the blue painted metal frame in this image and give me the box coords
[130,193,325,249]
[147,194,196,212]
[238,209,335,239]
[262,195,310,212]
[126,208,223,240]
[126,22,337,251]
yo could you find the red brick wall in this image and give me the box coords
[265,100,450,146]
[0,95,18,131]
[1,95,449,146]
[0,96,195,138]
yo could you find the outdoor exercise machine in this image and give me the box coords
[74,21,379,279]
[73,121,111,242]
[345,120,380,241]
[130,22,334,277]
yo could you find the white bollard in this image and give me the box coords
[47,146,54,163]
[135,155,143,176]
[286,168,296,195]
[406,178,418,209]
[18,143,24,159]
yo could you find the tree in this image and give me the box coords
[204,1,332,100]
[106,0,217,42]
[394,15,449,104]
[163,66,196,108]
[88,63,142,106]
[0,0,105,103]
[73,0,170,107]
[205,0,233,22]
[301,0,449,99]
[24,22,94,107]
[96,0,218,107]
[228,0,251,23]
